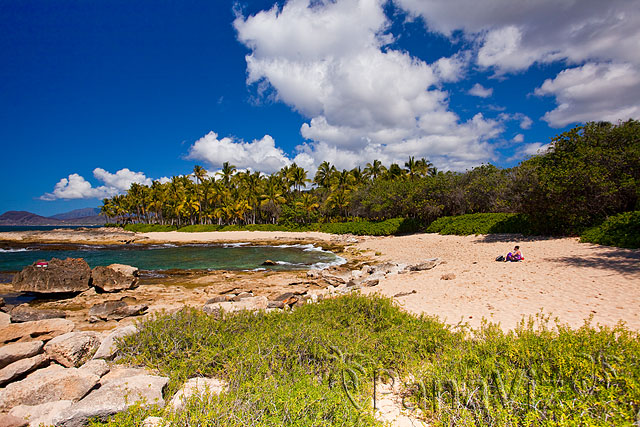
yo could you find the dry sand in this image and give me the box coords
[2,229,638,332]
[356,233,640,331]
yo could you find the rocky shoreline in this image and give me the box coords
[0,228,442,426]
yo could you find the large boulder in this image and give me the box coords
[0,318,75,344]
[56,374,169,427]
[0,364,100,411]
[9,400,73,427]
[0,354,49,387]
[0,341,43,369]
[44,331,101,368]
[10,305,67,323]
[93,325,137,360]
[91,264,139,292]
[12,258,91,294]
[88,300,148,322]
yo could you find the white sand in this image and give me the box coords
[357,234,640,331]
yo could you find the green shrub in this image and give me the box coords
[97,295,640,427]
[123,224,178,232]
[426,213,534,235]
[580,211,640,248]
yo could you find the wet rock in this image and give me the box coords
[261,260,277,266]
[0,364,100,411]
[9,305,67,323]
[9,400,73,427]
[44,331,101,368]
[0,354,49,386]
[12,258,91,294]
[0,311,10,327]
[56,374,168,427]
[0,341,44,370]
[0,413,27,427]
[88,300,148,322]
[0,318,75,344]
[91,264,139,292]
[169,377,227,412]
[93,325,137,360]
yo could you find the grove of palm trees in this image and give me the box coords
[100,121,640,238]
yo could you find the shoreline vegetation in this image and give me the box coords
[98,120,639,249]
[96,295,640,426]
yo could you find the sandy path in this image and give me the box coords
[356,234,640,331]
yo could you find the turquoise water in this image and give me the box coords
[0,243,345,272]
[0,226,102,232]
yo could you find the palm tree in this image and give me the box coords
[314,161,335,189]
[260,175,287,223]
[290,164,310,193]
[405,156,419,179]
[296,193,319,223]
[364,159,386,181]
[218,162,236,187]
[192,165,208,224]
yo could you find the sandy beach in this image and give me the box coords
[2,228,639,332]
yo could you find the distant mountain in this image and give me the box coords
[0,208,106,226]
[0,211,61,226]
[49,207,101,220]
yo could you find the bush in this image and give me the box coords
[123,224,177,232]
[426,213,534,235]
[580,211,640,248]
[96,295,640,426]
[315,217,420,236]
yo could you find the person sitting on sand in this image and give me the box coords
[506,246,523,262]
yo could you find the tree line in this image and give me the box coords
[101,120,640,235]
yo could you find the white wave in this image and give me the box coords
[223,242,250,248]
[0,248,33,253]
[311,255,347,270]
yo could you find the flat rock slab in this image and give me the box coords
[44,331,101,368]
[0,413,27,427]
[9,400,73,427]
[0,353,49,387]
[56,374,169,427]
[12,258,91,294]
[91,264,139,292]
[0,311,10,327]
[78,359,110,378]
[0,341,44,370]
[169,377,228,412]
[88,300,148,322]
[10,305,67,323]
[0,318,75,344]
[0,364,100,411]
[93,325,137,360]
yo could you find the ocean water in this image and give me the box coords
[0,243,345,272]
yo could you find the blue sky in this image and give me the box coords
[1,0,639,216]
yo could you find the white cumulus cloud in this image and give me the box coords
[234,0,505,171]
[394,0,640,126]
[41,168,155,201]
[186,131,293,174]
[468,83,493,98]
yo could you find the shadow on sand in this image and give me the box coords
[546,248,640,276]
[474,233,561,243]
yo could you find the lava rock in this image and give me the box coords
[12,258,91,294]
[91,264,139,292]
[10,305,67,323]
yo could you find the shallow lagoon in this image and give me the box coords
[0,243,345,272]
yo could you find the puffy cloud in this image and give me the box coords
[40,174,115,201]
[468,83,493,98]
[234,0,505,171]
[41,168,154,201]
[92,168,152,192]
[512,134,524,143]
[535,62,640,127]
[394,0,640,125]
[186,131,292,173]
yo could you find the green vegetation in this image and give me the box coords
[580,211,640,248]
[425,213,533,235]
[91,295,640,426]
[123,218,419,236]
[101,120,640,243]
